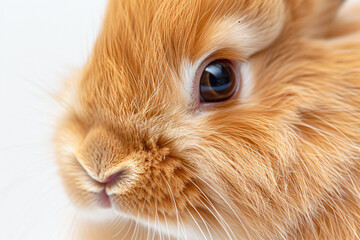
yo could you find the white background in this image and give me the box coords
[0,0,107,239]
[0,0,359,239]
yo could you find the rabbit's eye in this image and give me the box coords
[200,60,237,102]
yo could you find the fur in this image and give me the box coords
[54,0,360,239]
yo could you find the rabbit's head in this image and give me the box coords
[55,0,360,239]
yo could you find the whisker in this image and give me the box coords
[182,193,213,240]
[161,175,182,239]
[182,162,251,238]
[188,178,236,240]
[184,205,208,240]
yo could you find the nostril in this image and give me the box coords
[103,170,125,185]
[76,157,126,185]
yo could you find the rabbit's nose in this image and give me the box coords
[102,170,125,185]
[78,159,126,185]
[86,169,125,185]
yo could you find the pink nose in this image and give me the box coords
[101,170,124,185]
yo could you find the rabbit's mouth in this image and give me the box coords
[97,189,112,208]
[98,154,201,219]
[83,152,212,239]
[63,140,205,228]
[101,178,216,239]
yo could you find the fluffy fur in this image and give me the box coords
[54,0,360,239]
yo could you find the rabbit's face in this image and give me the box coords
[54,0,353,238]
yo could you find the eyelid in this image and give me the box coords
[181,48,249,111]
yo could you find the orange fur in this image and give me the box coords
[54,0,360,239]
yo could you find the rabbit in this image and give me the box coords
[54,0,360,239]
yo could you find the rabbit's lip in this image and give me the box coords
[97,189,112,208]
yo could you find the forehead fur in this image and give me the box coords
[77,0,284,118]
[93,0,283,61]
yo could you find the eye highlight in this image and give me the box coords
[199,60,238,102]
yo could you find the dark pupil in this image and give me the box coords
[200,61,235,102]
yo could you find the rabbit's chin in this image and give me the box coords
[71,197,142,224]
[73,199,195,239]
[74,205,117,222]
[70,188,217,239]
